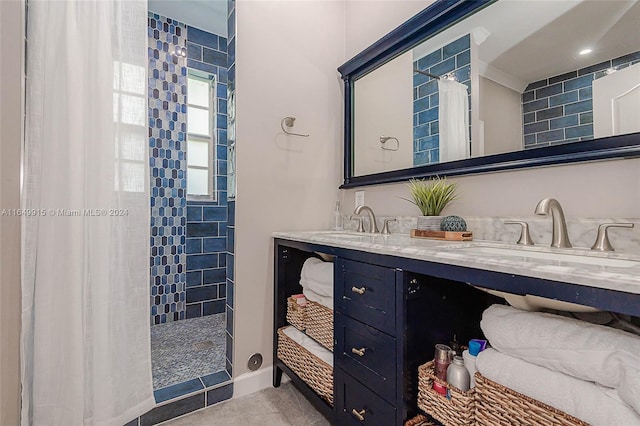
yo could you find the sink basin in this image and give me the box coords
[454,245,639,268]
[479,288,600,313]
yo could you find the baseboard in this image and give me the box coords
[232,367,290,399]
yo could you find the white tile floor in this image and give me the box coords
[161,382,331,426]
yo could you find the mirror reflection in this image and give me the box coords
[353,0,640,177]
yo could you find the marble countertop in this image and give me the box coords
[273,230,640,296]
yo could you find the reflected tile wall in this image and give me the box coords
[522,50,640,148]
[413,34,471,166]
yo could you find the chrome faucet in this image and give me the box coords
[353,205,379,233]
[534,198,572,248]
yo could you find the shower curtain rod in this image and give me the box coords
[413,68,440,80]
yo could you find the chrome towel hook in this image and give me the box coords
[281,116,309,137]
[380,136,399,151]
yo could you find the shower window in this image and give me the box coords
[187,72,216,199]
[113,60,147,193]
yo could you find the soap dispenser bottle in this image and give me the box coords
[332,201,343,231]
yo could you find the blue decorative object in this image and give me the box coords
[441,215,467,232]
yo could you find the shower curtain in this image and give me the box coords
[438,79,470,162]
[21,1,154,425]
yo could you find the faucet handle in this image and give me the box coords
[349,215,365,233]
[591,223,634,252]
[381,218,397,235]
[504,221,535,246]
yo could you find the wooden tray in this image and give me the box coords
[410,229,473,241]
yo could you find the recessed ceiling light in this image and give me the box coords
[579,48,592,55]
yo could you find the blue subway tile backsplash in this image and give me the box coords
[522,50,639,148]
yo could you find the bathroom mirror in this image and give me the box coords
[339,0,640,187]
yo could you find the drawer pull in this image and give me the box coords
[351,286,366,295]
[351,408,366,421]
[351,347,366,357]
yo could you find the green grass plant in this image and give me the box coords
[404,177,458,216]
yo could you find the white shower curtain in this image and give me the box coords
[22,1,155,425]
[438,79,470,162]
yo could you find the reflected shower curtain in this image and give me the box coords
[438,79,470,162]
[21,1,154,425]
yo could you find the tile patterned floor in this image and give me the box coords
[161,382,331,426]
[151,314,227,389]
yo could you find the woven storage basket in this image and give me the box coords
[277,327,333,405]
[474,373,588,426]
[405,414,438,426]
[286,296,306,331]
[417,360,475,426]
[304,301,333,351]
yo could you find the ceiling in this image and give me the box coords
[413,0,640,91]
[148,0,228,37]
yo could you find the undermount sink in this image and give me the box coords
[478,288,601,313]
[454,245,639,268]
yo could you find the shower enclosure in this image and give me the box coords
[145,0,236,412]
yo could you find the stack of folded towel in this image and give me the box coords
[299,258,333,309]
[282,326,333,367]
[478,304,640,425]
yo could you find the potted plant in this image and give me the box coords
[405,177,458,230]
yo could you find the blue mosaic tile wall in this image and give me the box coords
[413,34,471,166]
[225,0,236,377]
[185,23,229,319]
[149,13,230,324]
[148,13,188,325]
[522,50,640,148]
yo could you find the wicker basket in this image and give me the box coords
[305,301,333,351]
[277,327,333,405]
[286,296,306,331]
[474,373,588,426]
[405,414,437,426]
[417,361,475,426]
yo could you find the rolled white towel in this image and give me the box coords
[481,304,640,414]
[300,258,333,297]
[476,348,640,426]
[282,325,333,367]
[302,288,333,310]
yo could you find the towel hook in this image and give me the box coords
[380,136,399,151]
[281,116,309,137]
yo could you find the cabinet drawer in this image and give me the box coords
[335,312,396,403]
[336,371,396,426]
[336,259,396,335]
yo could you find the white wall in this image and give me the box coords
[344,0,433,59]
[342,0,640,221]
[231,0,640,387]
[354,51,413,175]
[480,76,523,155]
[0,1,23,424]
[233,0,344,377]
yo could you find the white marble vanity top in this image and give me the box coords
[273,230,640,296]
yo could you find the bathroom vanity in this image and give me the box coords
[272,231,640,425]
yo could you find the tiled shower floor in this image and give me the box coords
[151,314,227,390]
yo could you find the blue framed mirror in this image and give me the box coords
[338,0,640,188]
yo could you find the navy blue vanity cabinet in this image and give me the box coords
[334,257,403,425]
[274,238,505,425]
[333,257,498,425]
